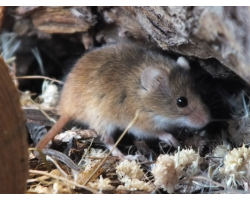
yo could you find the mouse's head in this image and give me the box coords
[140,63,210,129]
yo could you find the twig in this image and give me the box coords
[84,138,95,156]
[17,75,63,84]
[29,170,99,194]
[83,110,140,186]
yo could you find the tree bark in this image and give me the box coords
[12,6,250,83]
[127,6,250,83]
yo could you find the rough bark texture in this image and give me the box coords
[126,7,250,82]
[0,57,28,194]
[6,6,250,83]
[31,7,96,34]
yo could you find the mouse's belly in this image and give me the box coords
[128,126,156,138]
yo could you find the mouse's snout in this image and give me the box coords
[198,112,210,127]
[188,106,210,129]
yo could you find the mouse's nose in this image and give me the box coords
[196,102,211,127]
[188,106,210,129]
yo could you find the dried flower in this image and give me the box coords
[219,145,250,187]
[28,185,53,194]
[151,154,181,193]
[117,177,154,192]
[39,80,59,109]
[53,182,71,194]
[88,175,115,191]
[116,160,144,180]
[116,160,154,192]
[20,91,33,106]
[152,148,201,193]
[212,145,230,158]
[172,148,200,171]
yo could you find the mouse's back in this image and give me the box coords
[58,43,171,121]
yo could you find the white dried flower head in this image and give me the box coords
[116,160,144,180]
[219,145,250,187]
[152,149,201,193]
[88,175,115,191]
[117,185,127,190]
[212,145,230,158]
[80,148,107,167]
[39,80,59,109]
[53,182,71,194]
[171,148,200,170]
[84,148,107,158]
[118,177,155,192]
[20,91,33,106]
[151,154,181,193]
[55,130,81,142]
[28,185,53,194]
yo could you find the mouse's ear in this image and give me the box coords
[177,56,190,70]
[141,66,169,91]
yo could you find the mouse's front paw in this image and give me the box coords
[158,132,180,148]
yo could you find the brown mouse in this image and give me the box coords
[36,43,210,159]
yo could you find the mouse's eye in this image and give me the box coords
[177,96,188,108]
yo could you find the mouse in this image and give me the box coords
[35,43,210,159]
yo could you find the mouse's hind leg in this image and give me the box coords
[91,122,140,160]
[91,123,125,159]
[100,133,125,159]
[101,133,140,161]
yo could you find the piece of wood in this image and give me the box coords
[15,6,40,17]
[0,57,28,193]
[23,107,59,127]
[0,6,5,32]
[31,7,96,34]
[126,6,250,83]
[8,6,250,83]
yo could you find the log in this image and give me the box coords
[31,7,96,34]
[0,57,28,193]
[0,6,5,32]
[127,6,250,83]
[10,6,250,82]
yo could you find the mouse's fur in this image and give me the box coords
[36,43,210,159]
